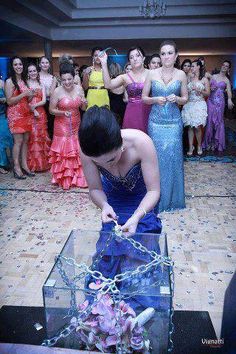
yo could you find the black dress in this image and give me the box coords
[108,91,126,127]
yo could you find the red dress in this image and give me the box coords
[49,96,87,190]
[7,81,32,134]
[27,88,51,171]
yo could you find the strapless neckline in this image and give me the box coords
[58,96,80,102]
[152,79,181,88]
[98,162,141,179]
[211,79,226,85]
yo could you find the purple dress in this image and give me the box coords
[122,73,150,133]
[203,79,226,152]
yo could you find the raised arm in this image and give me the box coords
[100,53,125,90]
[81,153,117,222]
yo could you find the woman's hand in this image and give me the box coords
[24,89,35,99]
[101,204,117,223]
[228,99,234,110]
[65,111,72,117]
[99,51,108,66]
[120,214,139,237]
[155,96,167,106]
[166,94,178,103]
[29,103,36,112]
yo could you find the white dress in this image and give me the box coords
[182,81,208,127]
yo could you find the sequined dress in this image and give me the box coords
[148,80,185,212]
[90,163,162,309]
[182,81,208,127]
[7,81,32,134]
[0,88,13,167]
[122,74,150,133]
[49,96,87,189]
[203,79,226,152]
[27,88,51,171]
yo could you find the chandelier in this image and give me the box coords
[139,0,167,19]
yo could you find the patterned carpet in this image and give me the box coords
[0,161,236,338]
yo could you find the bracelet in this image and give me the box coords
[138,207,147,217]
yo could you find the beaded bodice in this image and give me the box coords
[150,80,182,124]
[126,73,144,103]
[98,162,145,194]
[187,81,205,102]
[209,79,226,105]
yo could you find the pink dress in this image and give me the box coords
[27,88,51,171]
[49,96,87,190]
[122,73,150,133]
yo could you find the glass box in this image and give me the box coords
[43,227,173,353]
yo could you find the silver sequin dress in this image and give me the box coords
[148,80,185,213]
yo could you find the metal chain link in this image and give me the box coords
[43,225,174,352]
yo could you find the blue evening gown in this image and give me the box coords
[148,80,185,213]
[88,163,163,310]
[0,88,13,167]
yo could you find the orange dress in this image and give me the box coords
[7,81,32,133]
[27,88,51,171]
[49,96,87,190]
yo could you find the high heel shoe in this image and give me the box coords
[22,168,35,177]
[187,146,195,156]
[197,146,203,156]
[13,169,26,180]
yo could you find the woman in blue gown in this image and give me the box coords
[0,78,13,173]
[142,40,188,213]
[79,106,162,309]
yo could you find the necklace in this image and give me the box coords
[161,68,175,85]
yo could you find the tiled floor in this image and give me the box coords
[0,161,236,338]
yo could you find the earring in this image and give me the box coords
[121,146,125,152]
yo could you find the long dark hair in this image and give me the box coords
[223,60,231,79]
[79,106,122,157]
[192,59,204,80]
[181,59,192,71]
[91,47,103,57]
[9,56,27,91]
[59,63,75,77]
[127,46,145,60]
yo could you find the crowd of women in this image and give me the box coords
[0,40,234,214]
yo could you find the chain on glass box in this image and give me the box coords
[42,226,174,353]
